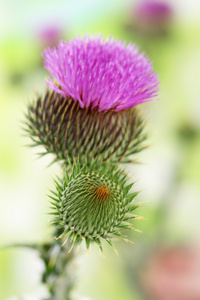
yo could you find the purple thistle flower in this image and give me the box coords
[39,26,62,47]
[43,36,159,111]
[132,1,173,35]
[134,1,172,23]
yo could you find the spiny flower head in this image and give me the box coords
[43,36,159,111]
[26,90,147,165]
[49,160,139,252]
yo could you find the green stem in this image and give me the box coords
[39,230,76,300]
[1,236,76,299]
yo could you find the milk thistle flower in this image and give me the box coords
[49,160,139,252]
[26,36,158,165]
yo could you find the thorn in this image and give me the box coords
[62,238,69,247]
[134,215,146,220]
[122,237,134,244]
[77,244,81,253]
[113,246,119,256]
[99,249,105,258]
[68,244,74,253]
[133,228,142,233]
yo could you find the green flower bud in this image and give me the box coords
[25,90,147,166]
[49,160,139,252]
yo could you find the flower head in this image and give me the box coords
[43,36,159,111]
[49,160,139,252]
[26,90,147,165]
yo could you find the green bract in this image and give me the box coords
[49,161,139,252]
[25,90,147,166]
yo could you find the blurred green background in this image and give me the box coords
[0,0,200,299]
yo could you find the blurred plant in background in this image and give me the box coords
[125,0,176,73]
[37,26,63,48]
[129,0,174,36]
[139,245,200,300]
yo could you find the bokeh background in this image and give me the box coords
[0,0,200,299]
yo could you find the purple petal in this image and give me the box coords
[43,36,159,111]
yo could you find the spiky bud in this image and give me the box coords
[49,160,139,252]
[25,90,147,165]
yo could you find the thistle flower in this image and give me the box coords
[43,36,159,111]
[26,90,147,164]
[26,36,158,165]
[49,160,139,252]
[38,25,62,47]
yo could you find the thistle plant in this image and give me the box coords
[24,36,159,299]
